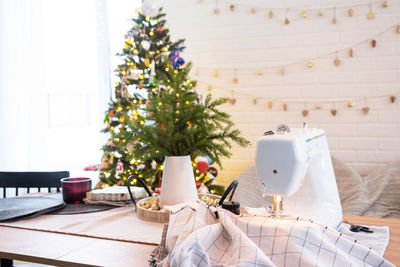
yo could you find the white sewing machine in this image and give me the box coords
[255,123,343,229]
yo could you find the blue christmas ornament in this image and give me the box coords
[177,57,185,65]
[204,155,213,165]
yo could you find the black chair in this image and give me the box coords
[0,171,69,267]
[0,171,69,198]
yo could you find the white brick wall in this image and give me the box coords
[157,0,400,184]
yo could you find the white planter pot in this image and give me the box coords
[159,155,198,207]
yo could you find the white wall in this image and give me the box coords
[158,0,400,185]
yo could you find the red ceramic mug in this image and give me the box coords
[61,177,92,204]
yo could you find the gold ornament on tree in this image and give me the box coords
[348,8,354,17]
[382,1,389,8]
[256,69,263,76]
[302,10,307,18]
[315,104,322,110]
[348,101,354,108]
[367,5,375,20]
[267,100,273,109]
[252,98,258,105]
[307,61,313,68]
[349,48,354,57]
[250,8,256,14]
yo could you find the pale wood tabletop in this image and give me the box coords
[0,215,398,266]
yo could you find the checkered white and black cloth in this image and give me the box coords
[156,202,394,267]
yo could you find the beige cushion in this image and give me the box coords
[233,156,400,218]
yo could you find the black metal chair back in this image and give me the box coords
[0,171,70,198]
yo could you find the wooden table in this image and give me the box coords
[0,215,399,267]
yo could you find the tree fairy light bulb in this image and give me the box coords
[149,31,154,36]
[165,67,169,71]
[145,16,150,21]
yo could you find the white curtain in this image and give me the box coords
[0,0,111,173]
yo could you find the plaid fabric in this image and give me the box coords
[155,202,395,267]
[149,223,169,266]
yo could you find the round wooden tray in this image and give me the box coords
[136,193,221,223]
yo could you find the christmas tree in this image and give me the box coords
[99,2,249,195]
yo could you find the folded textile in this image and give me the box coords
[157,202,394,267]
[244,207,390,257]
[86,186,146,202]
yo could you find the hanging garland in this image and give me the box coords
[198,81,399,117]
[194,23,400,77]
[201,0,391,24]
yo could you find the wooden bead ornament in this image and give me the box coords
[332,7,337,24]
[334,51,341,66]
[367,5,375,20]
[302,109,309,117]
[390,95,396,103]
[230,4,235,12]
[371,39,377,48]
[232,69,238,84]
[349,48,354,58]
[330,109,337,116]
[362,107,370,115]
[213,70,219,78]
[268,10,274,19]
